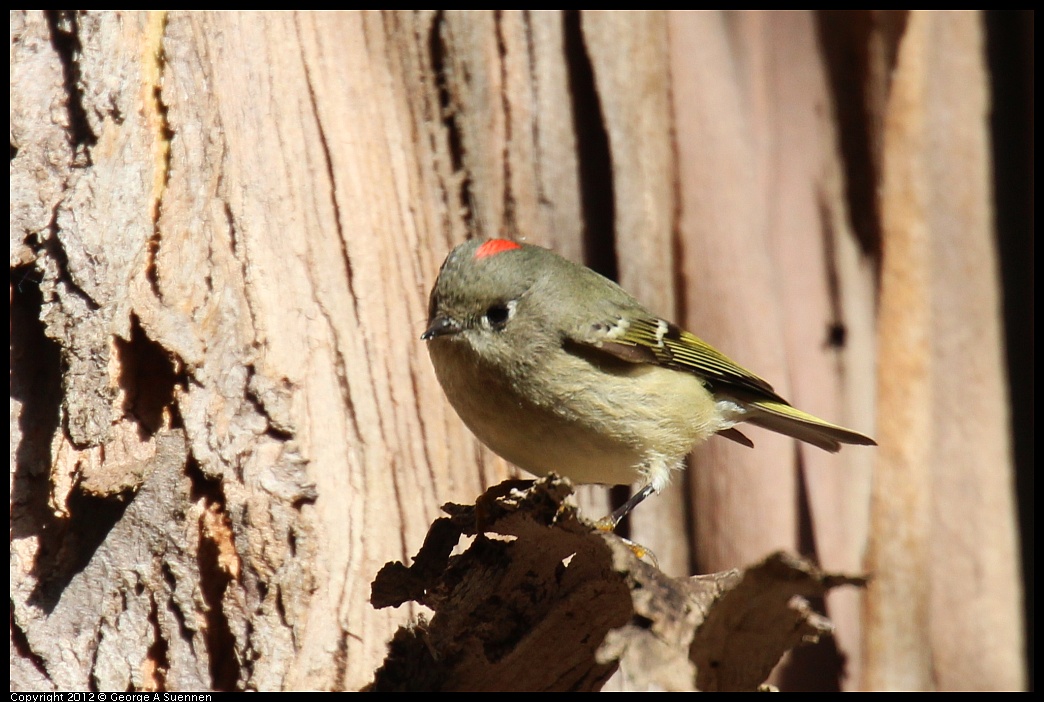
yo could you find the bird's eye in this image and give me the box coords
[484,303,511,330]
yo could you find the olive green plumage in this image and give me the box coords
[423,238,874,521]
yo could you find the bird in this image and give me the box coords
[422,238,875,527]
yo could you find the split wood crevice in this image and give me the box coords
[369,475,864,691]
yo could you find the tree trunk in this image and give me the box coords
[10,10,1028,691]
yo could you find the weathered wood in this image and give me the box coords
[10,9,1026,692]
[369,476,861,691]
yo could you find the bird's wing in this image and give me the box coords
[566,313,784,401]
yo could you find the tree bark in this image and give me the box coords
[10,10,1028,691]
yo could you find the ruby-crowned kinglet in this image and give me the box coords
[423,238,875,526]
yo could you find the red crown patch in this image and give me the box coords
[474,239,522,260]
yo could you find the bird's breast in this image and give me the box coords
[427,338,727,487]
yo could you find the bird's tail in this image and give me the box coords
[744,400,876,453]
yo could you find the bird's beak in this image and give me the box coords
[421,315,461,341]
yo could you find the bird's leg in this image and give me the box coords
[590,484,660,566]
[594,483,657,532]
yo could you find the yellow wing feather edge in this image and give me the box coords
[593,315,876,452]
